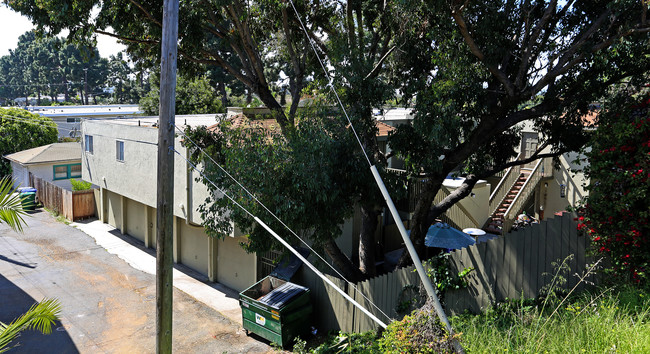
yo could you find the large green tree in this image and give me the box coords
[0,31,109,105]
[140,74,223,115]
[0,108,58,178]
[387,0,650,265]
[11,0,649,277]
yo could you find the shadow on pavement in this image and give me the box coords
[73,218,240,301]
[0,255,36,269]
[0,274,79,353]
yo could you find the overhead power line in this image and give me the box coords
[286,1,461,348]
[171,146,389,328]
[173,123,392,323]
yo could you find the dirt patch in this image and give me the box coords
[99,297,150,353]
[24,237,81,261]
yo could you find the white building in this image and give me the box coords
[4,142,81,190]
[27,105,142,139]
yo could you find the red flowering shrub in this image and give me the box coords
[581,88,650,285]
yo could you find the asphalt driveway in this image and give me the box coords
[0,209,273,353]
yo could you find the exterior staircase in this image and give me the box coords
[485,170,531,235]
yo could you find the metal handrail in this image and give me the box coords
[502,158,547,232]
[488,152,523,215]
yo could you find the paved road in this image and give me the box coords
[0,210,273,353]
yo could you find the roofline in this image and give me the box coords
[4,157,81,165]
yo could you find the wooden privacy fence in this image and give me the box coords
[294,262,422,333]
[29,174,96,221]
[297,212,592,333]
[445,212,592,314]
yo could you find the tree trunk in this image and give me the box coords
[246,89,252,104]
[219,81,227,108]
[323,238,363,282]
[358,204,378,277]
[63,74,69,102]
[37,89,41,106]
[396,178,443,268]
[397,175,480,267]
[279,88,286,106]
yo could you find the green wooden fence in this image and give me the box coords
[296,212,594,333]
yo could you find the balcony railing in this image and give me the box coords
[488,154,523,217]
[502,157,554,233]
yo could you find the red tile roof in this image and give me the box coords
[209,113,395,137]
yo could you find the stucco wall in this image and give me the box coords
[125,198,147,243]
[543,152,589,218]
[82,121,158,207]
[10,162,27,189]
[217,235,256,292]
[442,179,491,227]
[82,120,211,227]
[178,220,210,275]
[105,190,123,231]
[12,161,79,191]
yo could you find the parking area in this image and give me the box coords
[0,210,273,353]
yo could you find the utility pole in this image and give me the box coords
[83,68,88,105]
[156,0,179,352]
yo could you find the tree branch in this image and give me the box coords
[346,1,356,53]
[95,29,158,45]
[128,0,162,28]
[227,2,268,89]
[451,6,516,96]
[531,9,611,93]
[515,0,557,90]
[364,45,395,80]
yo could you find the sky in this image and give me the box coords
[0,6,126,58]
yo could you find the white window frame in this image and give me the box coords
[116,140,125,162]
[84,135,93,154]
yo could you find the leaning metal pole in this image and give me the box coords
[371,166,464,353]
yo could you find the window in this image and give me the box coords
[66,117,81,123]
[70,164,82,178]
[54,165,68,179]
[84,135,93,154]
[53,163,82,180]
[116,140,124,162]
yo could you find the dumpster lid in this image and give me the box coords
[269,247,310,281]
[258,282,309,309]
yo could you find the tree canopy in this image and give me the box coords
[0,31,110,105]
[0,108,58,178]
[140,74,223,115]
[10,0,650,277]
[386,0,650,264]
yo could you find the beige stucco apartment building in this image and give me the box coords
[81,114,260,291]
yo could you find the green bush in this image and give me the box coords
[70,179,92,191]
[378,303,456,353]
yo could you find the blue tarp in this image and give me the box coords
[420,222,476,250]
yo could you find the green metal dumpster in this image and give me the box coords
[239,276,312,348]
[18,187,37,211]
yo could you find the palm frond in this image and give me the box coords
[0,177,28,233]
[0,298,62,352]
